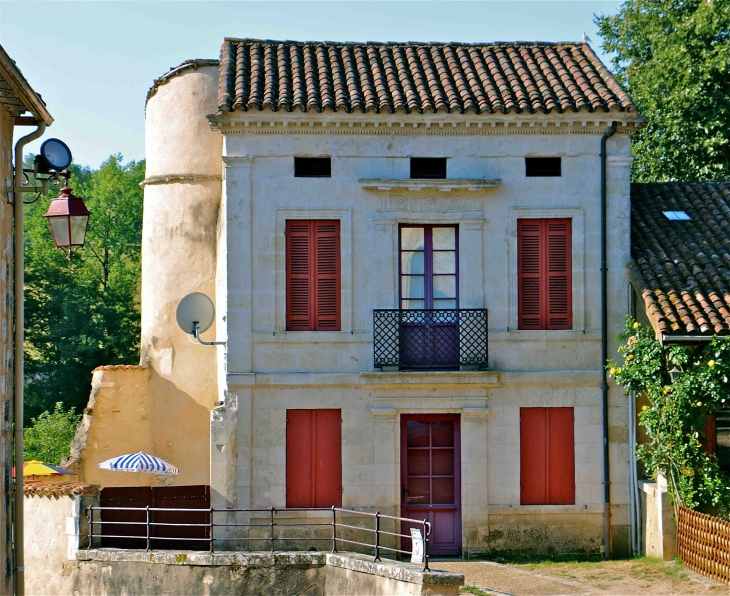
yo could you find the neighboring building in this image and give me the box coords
[67,39,646,557]
[0,44,53,595]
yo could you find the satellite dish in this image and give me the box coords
[176,293,215,335]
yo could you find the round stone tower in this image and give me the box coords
[140,61,222,484]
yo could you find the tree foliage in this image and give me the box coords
[24,155,144,423]
[608,319,730,512]
[24,402,81,466]
[595,0,730,181]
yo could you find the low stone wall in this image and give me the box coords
[68,550,462,596]
[639,479,676,560]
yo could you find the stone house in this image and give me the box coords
[0,44,53,595]
[67,38,647,558]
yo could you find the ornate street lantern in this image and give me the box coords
[43,185,90,257]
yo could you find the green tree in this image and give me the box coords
[595,0,730,181]
[24,155,144,422]
[24,402,81,465]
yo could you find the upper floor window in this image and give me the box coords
[518,219,572,330]
[400,225,458,310]
[525,157,561,177]
[410,158,447,179]
[286,220,340,331]
[294,157,331,178]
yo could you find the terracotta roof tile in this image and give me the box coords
[631,181,730,336]
[24,480,99,498]
[217,39,637,115]
[92,364,147,373]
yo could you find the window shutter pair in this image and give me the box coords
[520,407,575,505]
[286,220,341,331]
[518,219,572,330]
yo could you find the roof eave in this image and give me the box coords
[0,44,52,126]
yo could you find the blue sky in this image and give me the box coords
[0,1,621,169]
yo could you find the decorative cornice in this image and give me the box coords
[139,174,222,188]
[360,179,500,192]
[208,115,643,137]
[371,408,397,422]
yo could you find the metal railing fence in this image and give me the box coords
[373,308,488,369]
[86,505,432,571]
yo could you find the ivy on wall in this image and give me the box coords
[609,319,730,513]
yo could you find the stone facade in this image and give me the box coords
[72,50,644,557]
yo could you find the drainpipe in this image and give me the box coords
[600,121,617,560]
[13,120,46,596]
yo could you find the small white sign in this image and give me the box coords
[410,528,424,564]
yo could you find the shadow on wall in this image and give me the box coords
[63,366,210,487]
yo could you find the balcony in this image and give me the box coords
[373,309,488,371]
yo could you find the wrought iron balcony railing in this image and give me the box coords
[373,309,488,370]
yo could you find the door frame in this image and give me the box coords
[400,413,462,556]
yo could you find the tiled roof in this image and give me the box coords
[217,38,637,115]
[92,364,147,373]
[631,181,730,336]
[24,480,99,498]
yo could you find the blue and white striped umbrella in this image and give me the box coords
[98,451,179,475]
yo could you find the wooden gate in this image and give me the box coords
[100,485,210,550]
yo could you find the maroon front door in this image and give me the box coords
[401,414,462,556]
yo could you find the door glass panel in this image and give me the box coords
[401,227,425,251]
[433,299,456,309]
[433,252,456,274]
[433,276,456,298]
[407,449,430,475]
[432,478,455,504]
[432,421,454,447]
[432,449,455,475]
[402,252,424,275]
[401,276,425,299]
[407,420,431,447]
[432,227,456,250]
[407,477,430,504]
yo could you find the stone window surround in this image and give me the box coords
[508,207,586,332]
[275,208,353,333]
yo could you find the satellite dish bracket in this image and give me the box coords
[192,321,226,346]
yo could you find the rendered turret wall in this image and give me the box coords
[139,63,223,484]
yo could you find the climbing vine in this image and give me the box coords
[608,318,730,513]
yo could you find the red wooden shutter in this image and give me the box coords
[546,220,572,330]
[518,219,571,330]
[520,407,575,505]
[314,221,341,331]
[286,220,340,331]
[702,414,717,455]
[286,409,342,507]
[520,408,548,505]
[518,221,543,330]
[286,221,313,330]
[547,408,575,504]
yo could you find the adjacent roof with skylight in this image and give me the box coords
[663,210,691,221]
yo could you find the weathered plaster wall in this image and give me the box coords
[0,101,14,596]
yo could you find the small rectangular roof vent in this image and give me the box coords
[663,211,691,221]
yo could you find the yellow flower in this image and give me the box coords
[627,336,638,348]
[709,360,716,368]
[609,368,616,375]
[663,386,671,395]
[627,354,635,361]
[642,405,648,411]
[633,322,640,329]
[697,402,703,407]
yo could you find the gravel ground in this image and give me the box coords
[433,559,728,596]
[433,561,585,595]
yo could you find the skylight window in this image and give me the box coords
[663,211,691,221]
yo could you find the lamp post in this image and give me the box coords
[10,131,88,595]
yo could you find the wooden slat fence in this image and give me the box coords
[676,505,730,583]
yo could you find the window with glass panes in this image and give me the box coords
[399,225,458,309]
